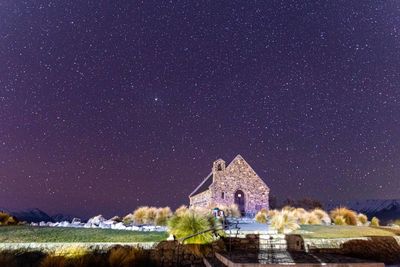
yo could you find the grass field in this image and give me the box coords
[296,225,399,239]
[0,226,168,243]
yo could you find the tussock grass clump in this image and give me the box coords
[311,208,331,225]
[330,207,358,225]
[133,206,149,225]
[270,209,300,233]
[155,207,172,226]
[371,216,380,227]
[168,210,213,244]
[220,204,241,218]
[357,213,368,225]
[334,215,346,225]
[175,205,189,216]
[122,213,135,225]
[0,212,18,226]
[255,210,267,223]
[143,207,157,225]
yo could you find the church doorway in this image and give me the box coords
[234,190,245,216]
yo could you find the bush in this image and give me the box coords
[167,211,213,244]
[371,217,380,227]
[334,215,346,225]
[357,213,368,225]
[122,213,135,225]
[143,207,157,225]
[311,208,331,225]
[175,205,189,216]
[270,209,300,233]
[255,211,267,223]
[132,207,149,225]
[0,212,18,226]
[220,204,241,218]
[155,207,172,226]
[330,207,357,225]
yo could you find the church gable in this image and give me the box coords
[189,154,270,215]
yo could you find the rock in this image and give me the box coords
[111,222,126,230]
[87,215,106,226]
[83,222,92,228]
[110,216,122,223]
[71,218,81,224]
[98,222,111,229]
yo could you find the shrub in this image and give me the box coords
[155,207,172,226]
[311,208,331,225]
[167,211,213,244]
[122,213,135,225]
[132,207,149,225]
[220,204,241,218]
[270,209,300,233]
[371,217,380,227]
[255,211,267,223]
[330,207,357,225]
[357,213,368,225]
[175,205,189,216]
[0,212,18,226]
[143,207,158,225]
[307,213,322,225]
[334,215,346,225]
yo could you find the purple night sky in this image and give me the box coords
[0,1,399,218]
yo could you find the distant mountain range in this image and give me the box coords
[325,199,400,223]
[0,208,75,223]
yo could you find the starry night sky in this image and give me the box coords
[1,1,399,218]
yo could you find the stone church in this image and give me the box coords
[189,155,270,216]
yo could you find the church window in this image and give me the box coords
[217,164,222,171]
[221,192,224,199]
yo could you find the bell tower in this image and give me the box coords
[212,158,226,174]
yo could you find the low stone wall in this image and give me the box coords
[0,242,157,254]
[0,240,226,267]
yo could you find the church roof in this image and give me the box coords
[189,172,213,197]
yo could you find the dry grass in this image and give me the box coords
[334,215,346,225]
[0,212,18,226]
[270,209,300,233]
[154,207,172,226]
[371,216,380,227]
[311,208,331,224]
[143,207,158,225]
[175,205,189,216]
[219,204,241,218]
[255,211,267,223]
[330,207,358,225]
[357,213,368,225]
[132,206,149,225]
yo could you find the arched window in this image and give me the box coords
[221,192,225,199]
[217,164,222,171]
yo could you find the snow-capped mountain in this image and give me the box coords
[326,199,400,223]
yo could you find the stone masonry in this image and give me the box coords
[189,155,270,216]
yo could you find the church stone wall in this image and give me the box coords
[210,155,269,216]
[189,155,270,216]
[189,190,212,208]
